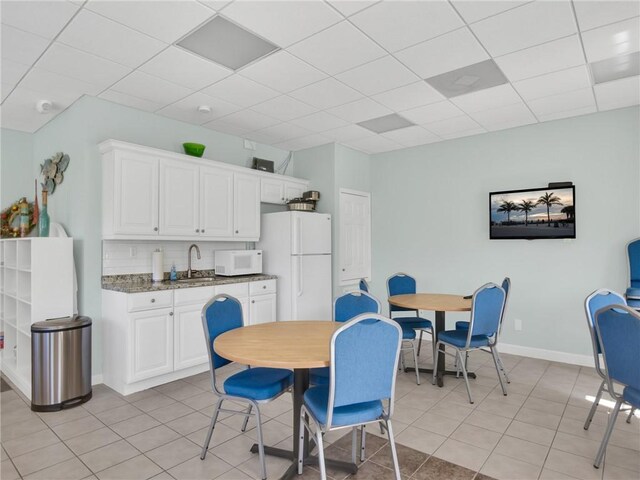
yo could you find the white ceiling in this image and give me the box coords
[1,0,639,154]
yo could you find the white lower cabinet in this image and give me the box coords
[103,280,276,395]
[129,308,174,382]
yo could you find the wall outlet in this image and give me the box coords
[514,318,522,331]
[129,247,137,257]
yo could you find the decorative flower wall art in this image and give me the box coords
[40,152,70,194]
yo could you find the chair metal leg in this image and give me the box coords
[385,420,402,480]
[584,380,606,430]
[360,425,366,462]
[379,421,386,434]
[627,408,635,423]
[297,409,305,475]
[417,330,424,356]
[351,427,358,464]
[457,350,474,404]
[432,341,441,385]
[411,341,420,385]
[254,403,267,480]
[200,398,223,460]
[316,428,327,480]
[241,404,252,432]
[594,397,623,468]
[491,346,507,396]
[496,353,510,383]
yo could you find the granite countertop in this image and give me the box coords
[102,270,277,294]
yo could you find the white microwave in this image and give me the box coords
[215,250,263,276]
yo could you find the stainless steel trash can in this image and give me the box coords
[31,316,92,411]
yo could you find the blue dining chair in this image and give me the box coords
[200,294,293,480]
[387,273,435,358]
[309,290,381,386]
[298,314,403,480]
[359,278,370,293]
[455,277,511,382]
[626,238,640,309]
[593,304,640,468]
[433,283,507,404]
[583,289,635,429]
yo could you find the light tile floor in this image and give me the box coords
[1,348,639,480]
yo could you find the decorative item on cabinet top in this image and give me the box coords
[40,152,70,195]
[182,142,205,157]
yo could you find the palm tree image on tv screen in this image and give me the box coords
[490,187,575,239]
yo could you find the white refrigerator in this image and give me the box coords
[257,211,332,321]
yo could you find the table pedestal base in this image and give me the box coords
[403,367,477,387]
[250,444,358,480]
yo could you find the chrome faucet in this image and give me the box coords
[187,244,201,279]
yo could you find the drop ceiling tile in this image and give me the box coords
[287,21,386,75]
[574,1,640,31]
[594,75,640,111]
[111,71,191,106]
[1,0,79,39]
[328,1,378,17]
[202,75,280,108]
[451,84,522,114]
[1,59,31,88]
[401,100,465,125]
[202,119,252,137]
[450,1,530,24]
[527,88,596,117]
[350,1,463,52]
[1,25,50,65]
[99,89,165,112]
[289,78,363,109]
[57,10,166,68]
[322,124,375,142]
[243,130,277,144]
[218,109,281,131]
[327,98,392,123]
[36,42,131,91]
[495,35,585,82]
[20,67,101,97]
[344,135,402,154]
[239,51,326,93]
[198,1,232,12]
[288,111,348,132]
[335,56,419,96]
[140,46,231,90]
[1,85,78,132]
[470,1,576,57]
[251,95,318,122]
[85,0,214,44]
[513,65,592,102]
[372,81,444,112]
[423,115,484,137]
[274,133,330,151]
[157,92,241,124]
[381,126,439,147]
[537,104,597,122]
[222,0,342,47]
[581,17,640,63]
[252,123,312,143]
[395,28,489,79]
[470,102,537,130]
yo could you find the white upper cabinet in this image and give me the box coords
[110,151,159,235]
[159,159,199,236]
[100,140,308,240]
[200,166,234,238]
[233,173,260,239]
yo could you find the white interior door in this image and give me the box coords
[339,189,371,285]
[292,212,332,255]
[291,255,332,320]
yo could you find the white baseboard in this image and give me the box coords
[92,374,104,386]
[499,343,593,367]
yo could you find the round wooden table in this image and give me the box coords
[215,321,353,480]
[388,293,472,387]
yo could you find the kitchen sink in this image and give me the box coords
[175,277,217,283]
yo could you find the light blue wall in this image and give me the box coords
[370,107,640,357]
[1,129,34,207]
[4,95,290,375]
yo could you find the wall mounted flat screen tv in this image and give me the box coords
[490,186,575,240]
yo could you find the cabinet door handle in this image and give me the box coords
[195,229,200,233]
[263,285,266,289]
[201,229,205,233]
[153,227,158,231]
[150,298,156,303]
[251,300,255,304]
[235,230,239,234]
[169,311,174,316]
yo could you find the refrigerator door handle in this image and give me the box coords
[296,256,304,297]
[293,216,302,255]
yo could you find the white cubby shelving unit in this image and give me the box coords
[0,238,74,398]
